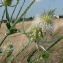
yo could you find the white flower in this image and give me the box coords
[26,24,43,43]
[26,9,54,43]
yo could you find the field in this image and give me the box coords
[0,18,63,63]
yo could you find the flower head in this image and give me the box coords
[2,42,13,57]
[2,0,13,6]
[26,24,43,43]
[26,9,55,43]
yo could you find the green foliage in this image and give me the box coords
[42,52,49,59]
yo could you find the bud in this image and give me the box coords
[2,42,13,57]
[2,0,12,6]
[16,0,19,3]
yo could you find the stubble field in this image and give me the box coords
[0,18,63,63]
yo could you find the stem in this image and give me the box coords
[10,2,18,21]
[6,6,10,21]
[0,7,6,27]
[11,0,35,28]
[30,36,63,63]
[0,35,8,46]
[10,5,15,7]
[22,13,26,33]
[27,49,37,63]
[8,40,32,63]
[16,0,26,19]
[46,36,62,51]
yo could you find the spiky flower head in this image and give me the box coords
[40,9,56,24]
[40,15,52,24]
[26,24,43,43]
[2,42,13,57]
[2,0,13,6]
[26,9,55,43]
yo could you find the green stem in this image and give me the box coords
[22,13,26,33]
[6,6,10,21]
[46,36,62,51]
[0,35,8,46]
[16,0,26,19]
[10,2,18,21]
[27,49,37,63]
[0,7,6,27]
[11,0,35,28]
[8,40,32,63]
[30,36,63,63]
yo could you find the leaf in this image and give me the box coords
[42,52,49,59]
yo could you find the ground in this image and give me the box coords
[0,18,63,63]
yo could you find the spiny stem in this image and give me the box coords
[10,2,19,21]
[0,7,6,27]
[27,49,37,63]
[46,36,62,51]
[22,13,26,33]
[0,35,8,46]
[8,40,32,63]
[6,6,10,21]
[16,0,26,19]
[11,0,35,28]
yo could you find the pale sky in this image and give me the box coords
[0,0,63,19]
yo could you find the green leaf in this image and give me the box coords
[42,52,49,59]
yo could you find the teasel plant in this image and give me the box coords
[26,9,63,63]
[0,0,36,63]
[0,0,63,63]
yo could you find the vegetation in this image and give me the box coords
[0,0,63,63]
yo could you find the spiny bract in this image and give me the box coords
[40,15,52,24]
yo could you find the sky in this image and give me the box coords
[0,0,63,19]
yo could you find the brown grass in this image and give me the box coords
[0,19,63,63]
